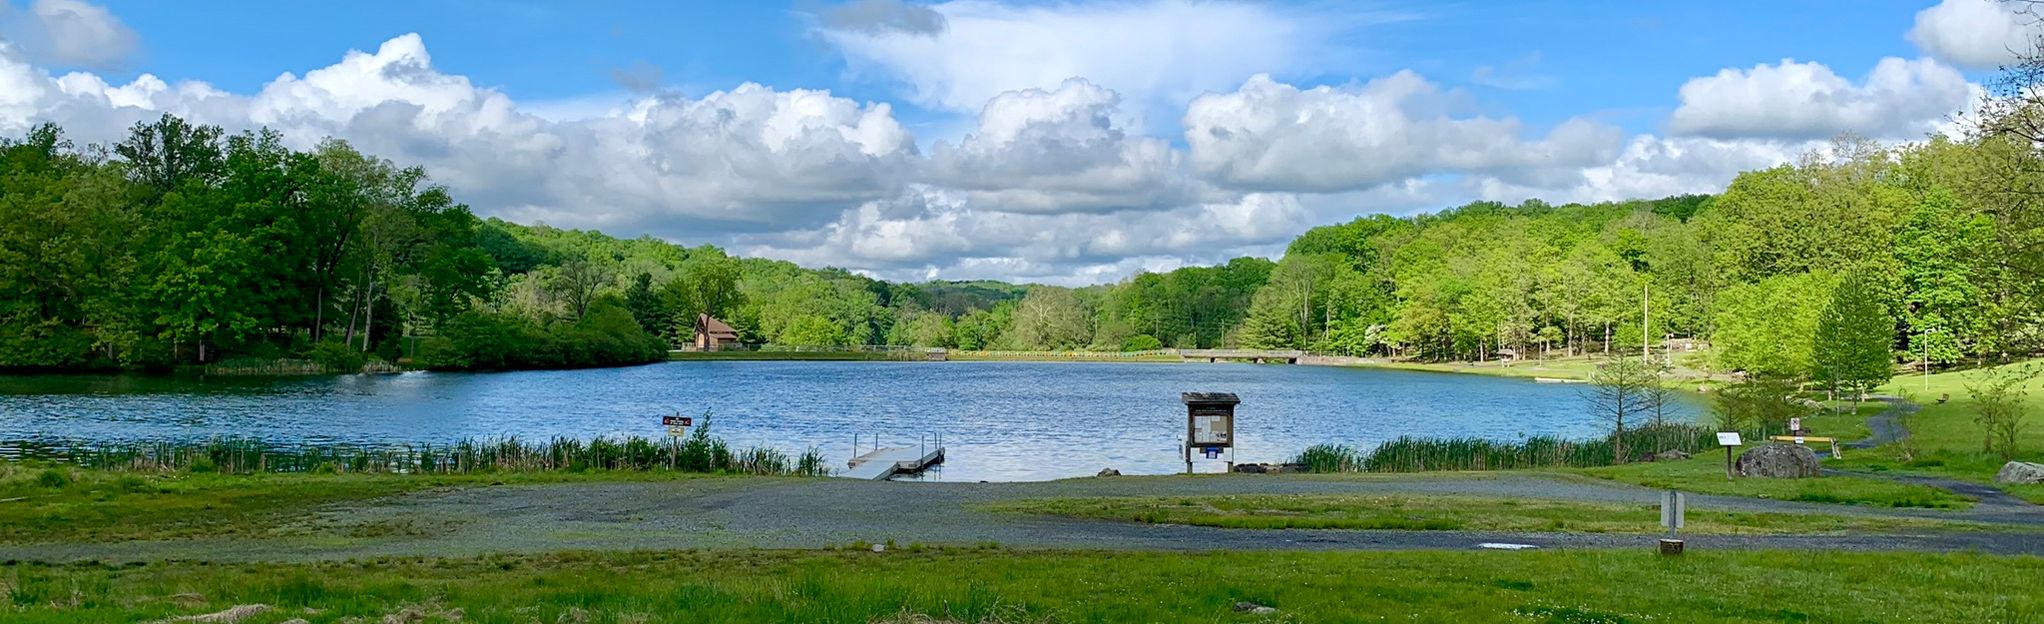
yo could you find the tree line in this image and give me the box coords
[5,95,2044,378]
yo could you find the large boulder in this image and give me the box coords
[1096,467,1121,477]
[1996,461,2044,485]
[1734,443,1822,478]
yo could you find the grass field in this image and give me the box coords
[1568,458,1974,509]
[986,494,1989,534]
[1773,362,2044,501]
[0,464,735,544]
[4,549,2038,623]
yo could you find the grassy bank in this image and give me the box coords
[5,549,2039,623]
[1569,457,1972,509]
[986,494,1987,535]
[1750,361,2044,502]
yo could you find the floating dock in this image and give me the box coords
[843,444,945,480]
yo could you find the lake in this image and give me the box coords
[0,361,1701,481]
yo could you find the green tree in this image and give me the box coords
[1712,271,1837,379]
[1813,270,1895,402]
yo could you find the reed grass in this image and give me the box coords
[1303,424,1722,473]
[2,417,831,477]
[1293,443,1365,472]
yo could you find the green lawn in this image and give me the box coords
[1793,361,2044,495]
[0,464,734,544]
[4,549,2039,623]
[986,494,1988,535]
[1567,458,1973,509]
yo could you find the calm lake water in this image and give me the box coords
[0,361,1700,481]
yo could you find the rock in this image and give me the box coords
[1647,450,1692,462]
[1734,443,1822,478]
[1096,467,1121,477]
[1232,601,1279,615]
[1996,461,2044,485]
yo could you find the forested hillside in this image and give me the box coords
[4,112,2043,380]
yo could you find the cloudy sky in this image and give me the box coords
[0,0,2029,284]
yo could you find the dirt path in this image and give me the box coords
[4,473,2041,563]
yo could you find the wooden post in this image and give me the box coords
[1725,445,1734,479]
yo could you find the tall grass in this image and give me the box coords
[1294,444,1365,472]
[2,418,832,477]
[1301,424,1723,473]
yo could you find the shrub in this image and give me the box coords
[308,339,369,373]
[1121,334,1164,352]
[36,468,69,489]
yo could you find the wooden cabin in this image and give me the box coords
[694,314,741,351]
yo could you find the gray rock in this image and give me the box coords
[1734,443,1821,478]
[1233,601,1279,615]
[1995,461,2044,485]
[1096,467,1121,477]
[1647,449,1692,462]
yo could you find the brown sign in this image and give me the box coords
[662,415,694,427]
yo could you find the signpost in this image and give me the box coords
[1788,417,1802,434]
[1659,490,1687,555]
[1716,432,1742,479]
[664,415,694,438]
[1181,392,1239,474]
[663,414,694,468]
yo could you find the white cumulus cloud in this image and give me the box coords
[0,0,138,69]
[1908,0,2040,69]
[1183,73,1623,193]
[1668,57,1972,141]
[927,78,1203,213]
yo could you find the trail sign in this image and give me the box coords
[663,415,694,427]
[1717,432,1742,478]
[1660,491,1686,532]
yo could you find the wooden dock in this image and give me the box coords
[843,444,945,480]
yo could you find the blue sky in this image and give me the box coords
[0,0,2022,284]
[88,1,1950,137]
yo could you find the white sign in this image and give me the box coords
[1788,417,1802,432]
[1716,432,1742,446]
[1660,491,1686,531]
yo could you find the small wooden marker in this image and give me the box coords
[1659,539,1684,556]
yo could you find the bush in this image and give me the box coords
[1121,334,1164,352]
[36,468,69,489]
[308,339,368,373]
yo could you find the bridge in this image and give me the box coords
[1177,349,1305,364]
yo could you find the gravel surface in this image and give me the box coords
[1845,396,1914,450]
[3,472,2040,563]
